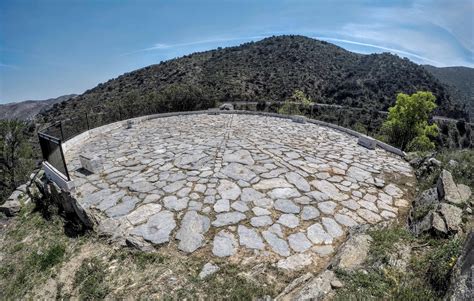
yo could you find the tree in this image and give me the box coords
[382,91,439,151]
[0,120,35,203]
[278,90,313,115]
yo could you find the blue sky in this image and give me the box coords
[1,0,473,103]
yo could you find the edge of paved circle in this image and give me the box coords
[62,109,405,158]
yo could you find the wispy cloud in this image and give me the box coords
[315,36,442,65]
[0,62,18,69]
[122,35,270,56]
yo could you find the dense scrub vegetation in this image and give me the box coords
[39,35,467,123]
[424,65,473,119]
[0,120,36,203]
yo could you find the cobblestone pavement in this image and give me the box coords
[65,114,415,270]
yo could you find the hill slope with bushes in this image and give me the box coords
[40,35,467,122]
[424,65,473,119]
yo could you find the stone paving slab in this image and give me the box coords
[65,114,415,271]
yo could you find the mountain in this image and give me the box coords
[423,65,473,119]
[0,94,77,121]
[40,35,468,122]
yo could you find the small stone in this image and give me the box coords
[268,223,284,238]
[334,213,358,227]
[217,180,241,200]
[106,196,139,218]
[176,211,210,253]
[214,199,230,213]
[331,280,344,289]
[231,201,249,212]
[212,230,238,257]
[162,180,186,193]
[199,263,220,279]
[241,188,265,202]
[253,178,292,190]
[277,214,300,228]
[285,172,311,192]
[301,206,320,220]
[252,207,271,216]
[238,225,265,250]
[274,199,300,213]
[313,245,334,256]
[127,203,162,225]
[307,223,333,244]
[322,217,344,238]
[130,210,176,245]
[357,209,382,224]
[223,149,254,165]
[268,188,301,200]
[262,230,290,256]
[288,233,312,253]
[212,212,247,227]
[129,181,155,193]
[163,196,189,211]
[253,198,273,208]
[221,163,256,182]
[395,199,409,207]
[277,254,312,271]
[250,216,273,227]
[318,201,337,214]
[384,184,404,198]
[347,166,372,182]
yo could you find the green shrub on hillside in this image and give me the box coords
[278,90,313,115]
[382,91,439,151]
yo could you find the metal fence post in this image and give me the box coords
[58,140,70,181]
[59,121,64,141]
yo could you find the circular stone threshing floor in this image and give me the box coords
[66,114,415,271]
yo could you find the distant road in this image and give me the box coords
[228,101,473,125]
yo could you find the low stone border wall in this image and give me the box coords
[62,109,405,158]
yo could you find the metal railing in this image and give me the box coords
[38,109,125,181]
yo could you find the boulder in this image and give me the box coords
[285,270,337,300]
[333,232,373,271]
[412,188,439,209]
[437,170,463,205]
[438,203,463,232]
[0,189,28,217]
[0,200,21,217]
[457,184,472,203]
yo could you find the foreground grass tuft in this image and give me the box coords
[74,258,109,300]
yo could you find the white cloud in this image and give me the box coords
[315,36,442,65]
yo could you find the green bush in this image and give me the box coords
[382,91,438,151]
[278,90,313,115]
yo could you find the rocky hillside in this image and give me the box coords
[0,94,77,121]
[424,65,474,119]
[40,35,467,122]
